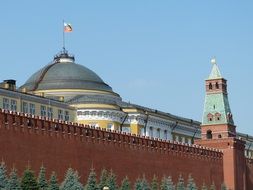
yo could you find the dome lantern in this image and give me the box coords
[53,48,75,63]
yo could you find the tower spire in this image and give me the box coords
[208,57,222,79]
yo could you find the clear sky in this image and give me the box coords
[1,1,252,134]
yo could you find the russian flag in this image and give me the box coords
[64,22,73,32]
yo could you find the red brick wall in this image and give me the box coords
[246,159,253,189]
[0,110,224,188]
[196,138,247,190]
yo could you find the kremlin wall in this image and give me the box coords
[0,50,253,189]
[0,109,253,189]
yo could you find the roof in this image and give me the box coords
[19,51,114,93]
[208,58,222,79]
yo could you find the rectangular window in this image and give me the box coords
[64,111,69,121]
[149,127,153,138]
[58,109,63,120]
[107,123,114,130]
[10,99,17,111]
[156,129,160,139]
[122,126,131,133]
[47,107,53,119]
[22,102,28,113]
[40,105,46,117]
[3,98,9,110]
[140,127,145,136]
[164,130,167,140]
[29,103,35,115]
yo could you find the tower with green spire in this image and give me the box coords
[201,58,236,139]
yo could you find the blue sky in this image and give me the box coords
[1,1,253,134]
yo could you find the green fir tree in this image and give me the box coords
[48,172,59,190]
[209,182,216,190]
[120,177,130,190]
[6,168,21,190]
[167,176,175,190]
[60,168,83,190]
[98,169,108,190]
[151,175,158,190]
[107,170,117,190]
[21,167,39,190]
[85,167,97,190]
[221,183,227,190]
[176,175,185,190]
[201,183,208,190]
[161,176,174,190]
[37,165,48,190]
[186,175,197,190]
[134,178,142,190]
[0,161,8,189]
[141,176,150,190]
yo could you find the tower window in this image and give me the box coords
[207,113,213,122]
[215,112,221,121]
[218,134,222,138]
[215,82,219,89]
[206,130,212,139]
[209,83,213,90]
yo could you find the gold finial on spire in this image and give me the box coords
[211,57,216,65]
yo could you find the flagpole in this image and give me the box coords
[63,19,65,51]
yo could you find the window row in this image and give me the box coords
[142,127,169,140]
[2,98,70,121]
[40,105,69,121]
[3,98,17,111]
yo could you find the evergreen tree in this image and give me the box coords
[6,168,21,190]
[98,169,108,190]
[37,166,48,190]
[151,175,158,190]
[176,175,185,190]
[60,168,83,190]
[0,161,8,189]
[160,177,167,190]
[21,168,39,190]
[141,176,150,190]
[201,183,208,190]
[209,182,215,190]
[85,167,97,190]
[161,176,174,190]
[48,172,59,190]
[221,183,227,190]
[167,176,175,190]
[186,175,197,190]
[120,177,130,190]
[107,170,117,190]
[134,178,142,190]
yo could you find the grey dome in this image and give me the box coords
[20,52,113,92]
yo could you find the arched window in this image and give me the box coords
[215,112,221,121]
[149,127,153,138]
[207,113,213,122]
[209,83,213,90]
[206,130,212,139]
[215,82,219,89]
[156,128,160,139]
[218,134,222,138]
